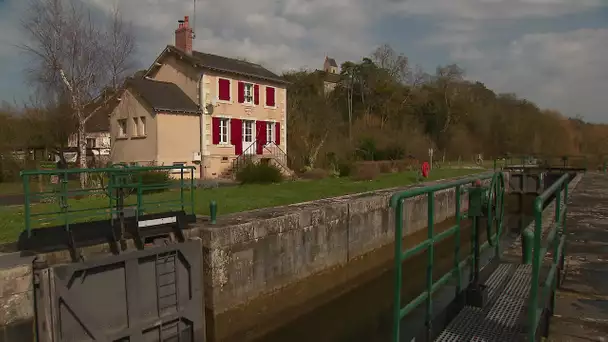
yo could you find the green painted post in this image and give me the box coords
[522,228,534,264]
[180,166,185,212]
[209,201,217,224]
[454,186,462,294]
[392,198,404,342]
[136,172,143,219]
[23,174,31,237]
[190,169,195,215]
[603,160,607,173]
[425,192,435,340]
[528,197,544,342]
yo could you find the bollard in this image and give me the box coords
[209,200,217,224]
[522,227,534,264]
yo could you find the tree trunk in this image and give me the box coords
[77,117,87,188]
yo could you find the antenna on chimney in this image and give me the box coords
[192,0,197,39]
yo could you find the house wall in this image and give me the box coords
[200,72,287,178]
[156,113,201,178]
[110,90,158,165]
[151,55,200,104]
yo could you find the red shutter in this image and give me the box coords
[218,79,230,101]
[230,119,243,155]
[237,82,245,103]
[266,87,275,107]
[256,121,266,154]
[212,117,221,144]
[275,122,280,145]
[254,84,260,105]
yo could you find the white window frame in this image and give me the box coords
[139,116,146,136]
[132,117,139,136]
[265,86,277,108]
[219,118,229,144]
[117,119,127,137]
[266,122,275,144]
[217,77,232,103]
[243,82,254,104]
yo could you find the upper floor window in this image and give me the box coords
[265,86,276,107]
[132,117,139,136]
[117,119,127,137]
[238,82,259,105]
[218,78,231,101]
[139,117,146,136]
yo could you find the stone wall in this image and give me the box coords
[0,254,35,341]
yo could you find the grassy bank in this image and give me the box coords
[0,168,484,243]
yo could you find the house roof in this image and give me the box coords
[127,77,200,114]
[83,91,119,133]
[326,57,338,68]
[147,45,289,85]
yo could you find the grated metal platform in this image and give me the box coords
[435,264,532,342]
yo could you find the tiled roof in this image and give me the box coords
[326,57,338,67]
[128,77,200,114]
[165,45,289,85]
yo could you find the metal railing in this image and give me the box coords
[526,172,569,342]
[494,154,588,171]
[21,164,195,237]
[389,171,505,342]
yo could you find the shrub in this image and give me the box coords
[236,161,283,184]
[337,162,353,177]
[300,168,329,180]
[139,170,171,193]
[352,162,380,181]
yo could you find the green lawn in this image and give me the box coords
[0,168,484,243]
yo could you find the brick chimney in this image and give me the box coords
[175,16,193,54]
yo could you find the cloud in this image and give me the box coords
[387,0,603,20]
[88,0,380,72]
[460,29,608,122]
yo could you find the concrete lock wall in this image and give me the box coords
[192,176,491,331]
[0,254,35,341]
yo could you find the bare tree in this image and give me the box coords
[21,0,136,186]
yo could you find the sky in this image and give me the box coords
[0,0,607,123]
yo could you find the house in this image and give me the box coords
[110,16,289,179]
[66,94,116,165]
[321,56,340,94]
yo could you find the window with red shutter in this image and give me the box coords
[255,121,266,154]
[275,122,280,145]
[218,78,230,101]
[237,82,245,103]
[254,85,260,105]
[265,87,276,107]
[230,119,243,155]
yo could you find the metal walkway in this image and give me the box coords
[436,264,531,342]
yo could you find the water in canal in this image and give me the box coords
[233,212,528,342]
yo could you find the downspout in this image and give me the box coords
[198,72,206,179]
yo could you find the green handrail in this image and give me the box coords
[21,164,196,237]
[390,171,505,342]
[527,172,569,342]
